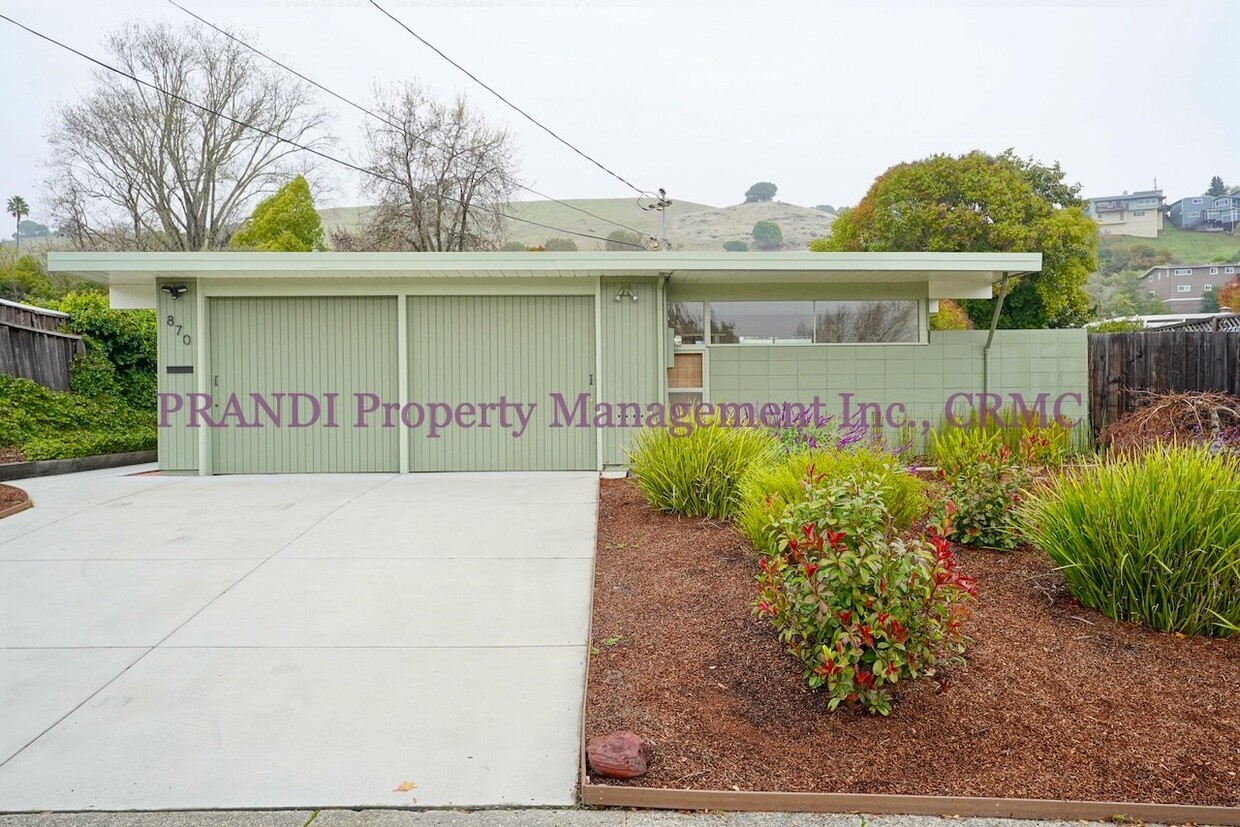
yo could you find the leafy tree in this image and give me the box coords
[1097,243,1172,276]
[1084,268,1165,319]
[814,204,835,213]
[499,241,528,252]
[722,240,749,252]
[0,254,54,302]
[1200,287,1220,313]
[18,220,49,238]
[605,229,645,251]
[744,181,777,203]
[811,149,1097,329]
[929,299,972,331]
[752,220,783,251]
[7,196,29,253]
[1208,176,1227,196]
[1218,278,1240,312]
[358,83,519,251]
[543,237,578,251]
[228,176,325,252]
[46,22,330,251]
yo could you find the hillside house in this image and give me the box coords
[1141,262,1239,310]
[1084,190,1164,238]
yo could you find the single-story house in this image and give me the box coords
[47,252,1087,475]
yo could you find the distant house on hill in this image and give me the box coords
[1141,262,1239,310]
[1084,190,1164,238]
[1167,194,1240,232]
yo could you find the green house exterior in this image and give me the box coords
[48,251,1087,475]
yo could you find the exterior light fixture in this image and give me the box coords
[614,288,638,303]
[161,284,189,300]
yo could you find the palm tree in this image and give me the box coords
[7,196,29,254]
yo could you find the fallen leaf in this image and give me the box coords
[393,781,417,792]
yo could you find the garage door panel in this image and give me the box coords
[409,296,596,471]
[210,297,399,474]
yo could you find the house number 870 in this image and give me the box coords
[166,315,192,346]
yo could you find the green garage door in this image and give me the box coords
[408,295,596,471]
[209,296,399,474]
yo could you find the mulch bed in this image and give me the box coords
[0,447,26,465]
[0,484,30,514]
[585,478,1240,806]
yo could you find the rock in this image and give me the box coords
[586,730,650,779]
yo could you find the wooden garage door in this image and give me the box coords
[408,295,596,471]
[209,296,400,474]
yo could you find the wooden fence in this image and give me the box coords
[1088,330,1240,430]
[0,299,85,392]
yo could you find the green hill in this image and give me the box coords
[1099,226,1240,265]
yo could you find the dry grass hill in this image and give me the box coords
[318,198,837,252]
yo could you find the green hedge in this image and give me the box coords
[0,374,156,461]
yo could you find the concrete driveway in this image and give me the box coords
[0,466,598,811]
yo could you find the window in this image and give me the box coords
[1205,284,1213,292]
[1192,198,1204,204]
[1188,212,1201,218]
[1133,210,1146,216]
[814,300,919,343]
[706,300,920,344]
[667,301,705,345]
[1211,267,1219,275]
[1227,267,1236,274]
[1174,268,1193,276]
[710,301,814,344]
[1177,285,1193,293]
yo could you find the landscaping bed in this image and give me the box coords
[585,477,1240,806]
[0,483,31,515]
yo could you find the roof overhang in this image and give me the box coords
[48,251,1041,308]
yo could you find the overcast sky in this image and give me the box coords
[2,0,1237,229]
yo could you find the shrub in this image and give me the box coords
[1020,446,1240,636]
[751,220,783,251]
[936,445,1030,551]
[0,374,156,461]
[736,448,928,550]
[753,471,975,715]
[767,411,882,455]
[1087,319,1144,333]
[48,291,157,410]
[67,350,124,400]
[627,423,777,519]
[930,407,1077,469]
[929,299,973,331]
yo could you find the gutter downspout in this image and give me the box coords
[982,273,1011,395]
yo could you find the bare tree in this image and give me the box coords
[45,21,332,251]
[356,83,520,252]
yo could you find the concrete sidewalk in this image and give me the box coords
[0,467,598,810]
[0,811,1137,827]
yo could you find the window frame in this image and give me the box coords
[701,298,924,346]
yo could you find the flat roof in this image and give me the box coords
[48,251,1040,289]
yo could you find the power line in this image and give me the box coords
[167,0,654,242]
[367,0,648,197]
[0,12,648,250]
